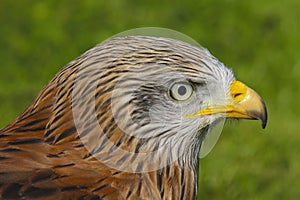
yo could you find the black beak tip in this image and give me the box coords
[250,103,268,129]
[261,103,268,129]
[261,118,267,129]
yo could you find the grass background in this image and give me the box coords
[0,0,299,199]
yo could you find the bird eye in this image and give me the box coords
[169,81,194,101]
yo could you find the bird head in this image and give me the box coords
[0,35,268,200]
[64,36,268,172]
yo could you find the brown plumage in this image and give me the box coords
[0,36,267,199]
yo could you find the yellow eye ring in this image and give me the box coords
[169,81,195,101]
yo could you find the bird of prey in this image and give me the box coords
[0,36,267,199]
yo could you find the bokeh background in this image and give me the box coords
[0,0,299,199]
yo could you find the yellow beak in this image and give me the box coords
[187,80,267,128]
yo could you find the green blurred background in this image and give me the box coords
[0,0,299,199]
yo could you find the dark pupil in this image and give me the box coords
[178,85,187,96]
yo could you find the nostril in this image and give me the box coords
[233,93,243,98]
[230,80,248,103]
